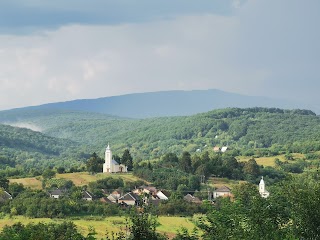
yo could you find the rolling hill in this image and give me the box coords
[0,123,84,173]
[0,89,310,119]
[1,107,319,161]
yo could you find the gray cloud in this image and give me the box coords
[0,0,319,110]
[0,0,237,34]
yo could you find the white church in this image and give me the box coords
[103,144,128,173]
[259,176,270,198]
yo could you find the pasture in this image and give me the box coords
[0,215,195,239]
[9,172,143,189]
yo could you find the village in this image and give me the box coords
[1,144,269,209]
[44,144,269,207]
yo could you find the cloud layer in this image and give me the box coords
[0,0,319,110]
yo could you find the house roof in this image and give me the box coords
[112,190,121,195]
[144,186,157,193]
[100,197,113,203]
[184,194,201,203]
[49,189,65,196]
[221,146,228,152]
[83,191,93,199]
[158,189,171,197]
[0,190,12,201]
[107,193,120,201]
[119,192,139,201]
[214,186,231,192]
[156,190,170,199]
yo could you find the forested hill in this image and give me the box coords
[0,89,309,118]
[0,123,84,173]
[1,107,319,160]
[0,124,76,155]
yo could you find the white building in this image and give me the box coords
[221,146,228,153]
[103,144,128,173]
[259,176,270,198]
[213,186,232,199]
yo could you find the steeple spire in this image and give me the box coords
[259,176,269,198]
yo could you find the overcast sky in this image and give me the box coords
[0,0,319,110]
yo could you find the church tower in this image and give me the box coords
[259,176,265,193]
[103,144,112,173]
[259,176,270,198]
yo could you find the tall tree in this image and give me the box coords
[122,149,133,171]
[86,152,104,174]
[0,176,9,190]
[243,158,260,181]
[180,152,192,173]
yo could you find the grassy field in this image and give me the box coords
[9,177,42,189]
[237,153,305,167]
[0,215,195,239]
[9,172,144,189]
[206,177,238,189]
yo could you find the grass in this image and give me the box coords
[0,215,195,239]
[237,153,305,167]
[206,177,238,189]
[9,172,144,189]
[9,177,42,189]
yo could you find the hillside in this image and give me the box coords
[0,89,309,118]
[0,123,83,174]
[1,107,319,160]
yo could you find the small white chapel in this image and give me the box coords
[103,144,128,173]
[259,176,270,198]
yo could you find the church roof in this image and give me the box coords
[112,159,119,165]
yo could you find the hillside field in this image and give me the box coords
[9,172,143,189]
[237,153,305,167]
[0,216,195,239]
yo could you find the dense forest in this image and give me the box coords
[1,107,320,162]
[0,123,88,177]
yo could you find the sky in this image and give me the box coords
[0,0,319,110]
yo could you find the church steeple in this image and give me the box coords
[259,176,269,198]
[105,143,112,166]
[259,176,265,193]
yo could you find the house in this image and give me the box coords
[149,199,162,207]
[82,190,94,201]
[156,190,170,200]
[221,146,228,153]
[259,177,270,198]
[118,192,140,206]
[103,144,128,173]
[49,189,65,199]
[133,185,157,195]
[183,194,202,204]
[133,186,170,201]
[213,186,232,199]
[213,146,221,152]
[100,197,113,203]
[107,190,122,203]
[0,190,12,202]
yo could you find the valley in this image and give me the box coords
[1,107,320,239]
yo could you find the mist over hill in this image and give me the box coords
[0,89,312,119]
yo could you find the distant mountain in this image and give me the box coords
[0,89,312,118]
